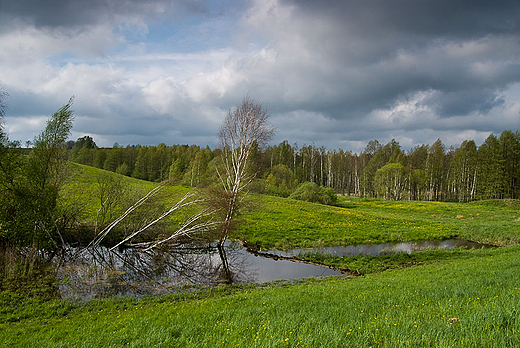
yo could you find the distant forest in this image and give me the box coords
[68,130,520,202]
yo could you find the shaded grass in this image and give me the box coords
[1,245,519,347]
[302,247,497,275]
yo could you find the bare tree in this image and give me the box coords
[86,184,216,251]
[0,87,8,139]
[210,95,274,281]
[214,95,274,246]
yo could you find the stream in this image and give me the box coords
[58,239,491,300]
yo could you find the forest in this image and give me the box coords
[68,130,520,202]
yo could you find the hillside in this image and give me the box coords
[64,163,520,249]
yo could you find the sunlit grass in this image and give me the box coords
[1,245,519,347]
[235,195,520,250]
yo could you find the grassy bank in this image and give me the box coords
[1,244,519,347]
[235,195,520,250]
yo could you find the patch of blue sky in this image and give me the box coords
[45,51,83,67]
[145,15,238,54]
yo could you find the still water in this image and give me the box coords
[58,239,490,300]
[267,239,492,258]
[58,242,343,300]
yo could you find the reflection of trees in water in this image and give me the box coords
[59,242,252,299]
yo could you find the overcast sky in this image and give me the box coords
[1,0,520,152]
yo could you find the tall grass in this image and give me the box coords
[0,245,58,299]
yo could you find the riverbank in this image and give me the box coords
[235,194,520,249]
[2,244,519,347]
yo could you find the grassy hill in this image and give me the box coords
[64,163,520,249]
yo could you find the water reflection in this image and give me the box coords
[268,239,492,258]
[58,242,343,300]
[58,239,488,300]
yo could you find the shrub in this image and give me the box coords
[289,182,337,205]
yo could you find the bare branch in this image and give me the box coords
[87,184,164,249]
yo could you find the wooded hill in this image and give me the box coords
[69,130,520,202]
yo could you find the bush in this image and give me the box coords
[289,182,337,205]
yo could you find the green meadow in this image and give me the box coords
[236,194,520,250]
[2,164,520,347]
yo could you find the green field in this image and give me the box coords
[65,164,520,249]
[236,195,520,250]
[2,164,519,347]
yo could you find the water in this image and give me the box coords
[58,239,491,300]
[58,242,343,300]
[268,239,492,258]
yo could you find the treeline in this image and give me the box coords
[70,130,520,202]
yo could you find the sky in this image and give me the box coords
[1,0,520,153]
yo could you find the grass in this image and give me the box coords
[302,247,497,275]
[235,195,520,250]
[1,245,519,347]
[63,164,520,249]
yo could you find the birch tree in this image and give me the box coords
[214,96,274,248]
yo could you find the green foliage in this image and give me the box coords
[288,182,337,205]
[478,134,504,199]
[265,164,297,197]
[0,98,75,249]
[374,162,406,200]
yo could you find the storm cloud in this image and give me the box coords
[1,0,519,151]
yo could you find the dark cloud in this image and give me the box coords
[246,0,520,123]
[0,0,216,29]
[288,0,520,39]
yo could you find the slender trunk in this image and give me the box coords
[217,243,232,284]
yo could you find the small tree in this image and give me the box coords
[0,97,75,251]
[214,95,274,248]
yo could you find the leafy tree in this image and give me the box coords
[0,98,75,251]
[499,130,520,199]
[410,169,427,200]
[425,139,445,201]
[448,140,478,202]
[265,164,298,197]
[478,134,504,199]
[360,140,400,197]
[72,136,96,150]
[374,163,406,200]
